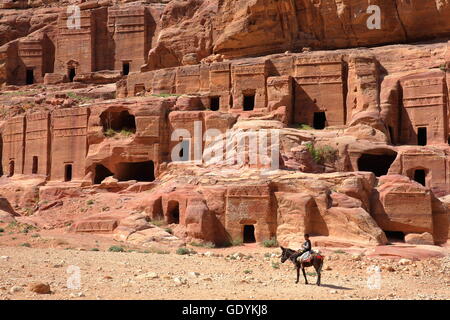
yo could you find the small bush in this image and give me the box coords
[0,228,4,233]
[231,238,243,246]
[31,233,40,238]
[119,128,135,137]
[66,92,93,102]
[91,248,100,251]
[297,123,314,130]
[262,238,278,248]
[271,262,280,269]
[334,249,346,254]
[8,221,18,228]
[104,128,116,138]
[164,228,173,235]
[243,269,253,274]
[86,200,94,206]
[21,243,31,248]
[150,219,165,227]
[176,247,192,255]
[151,93,181,98]
[306,142,337,165]
[190,241,216,249]
[108,246,125,252]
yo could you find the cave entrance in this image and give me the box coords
[210,96,220,111]
[8,160,14,177]
[122,62,130,76]
[313,112,327,130]
[243,225,256,243]
[26,69,34,85]
[385,231,405,244]
[64,164,72,182]
[357,153,397,177]
[167,201,180,224]
[94,164,114,184]
[32,156,38,174]
[100,109,136,134]
[68,67,76,82]
[418,127,427,146]
[243,94,255,111]
[414,169,426,186]
[115,161,155,182]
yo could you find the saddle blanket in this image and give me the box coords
[296,249,323,262]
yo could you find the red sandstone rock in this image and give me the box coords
[1,0,450,250]
[405,232,435,246]
[29,282,51,294]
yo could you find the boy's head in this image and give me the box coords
[304,234,310,240]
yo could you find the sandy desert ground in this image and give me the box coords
[0,229,449,300]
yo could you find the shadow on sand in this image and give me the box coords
[316,283,353,290]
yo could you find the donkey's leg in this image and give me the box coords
[296,266,300,284]
[315,260,323,286]
[302,266,308,284]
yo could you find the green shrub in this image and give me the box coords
[262,237,278,248]
[8,221,18,228]
[176,247,192,255]
[150,219,165,227]
[190,241,216,248]
[21,243,31,248]
[230,238,243,246]
[91,248,100,251]
[296,123,314,130]
[333,249,346,254]
[86,200,94,206]
[119,128,135,137]
[271,262,280,269]
[108,246,125,252]
[104,128,116,138]
[243,269,253,274]
[151,93,181,98]
[306,142,337,165]
[164,228,173,235]
[66,92,93,102]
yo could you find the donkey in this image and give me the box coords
[280,246,324,286]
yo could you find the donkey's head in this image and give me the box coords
[280,246,295,263]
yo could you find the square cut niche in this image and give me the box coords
[417,127,427,146]
[26,69,34,85]
[414,169,426,186]
[122,62,130,76]
[313,112,327,130]
[68,68,76,82]
[210,96,220,111]
[243,94,255,111]
[64,164,73,182]
[243,225,256,243]
[32,156,38,174]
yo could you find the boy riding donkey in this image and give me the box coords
[280,234,324,285]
